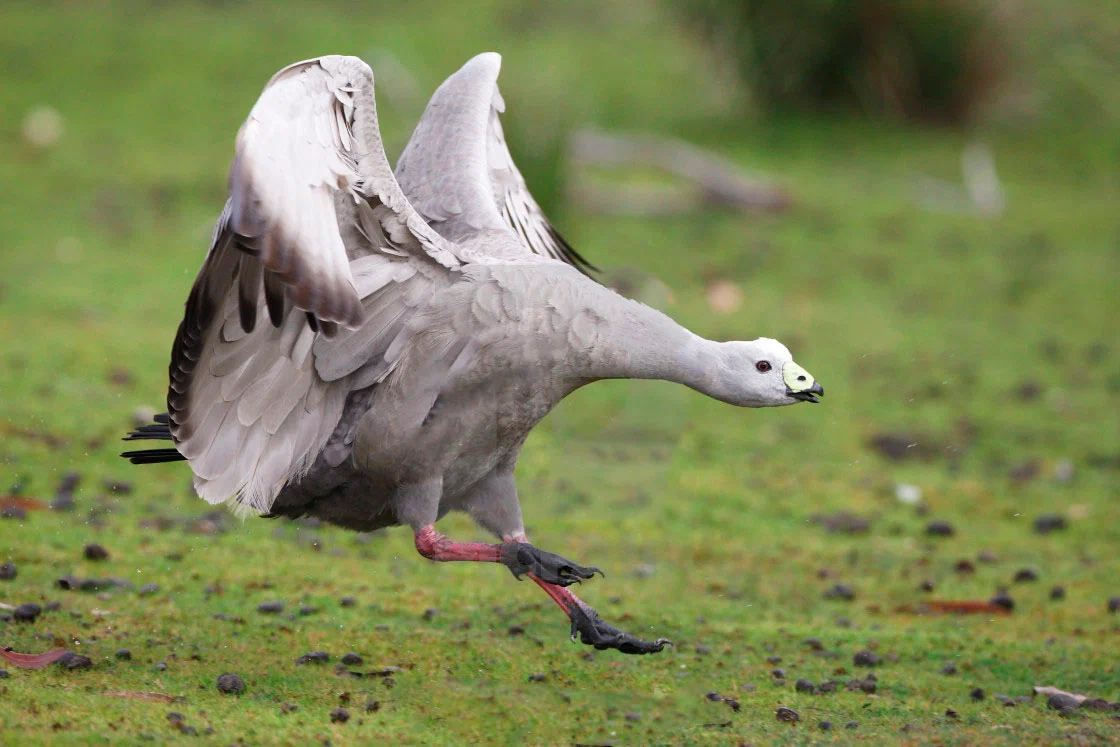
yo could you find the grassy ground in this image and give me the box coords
[1,1,1118,743]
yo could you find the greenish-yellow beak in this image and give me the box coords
[783,361,824,403]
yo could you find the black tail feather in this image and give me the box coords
[121,413,186,464]
[121,448,186,464]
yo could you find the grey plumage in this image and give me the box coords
[147,52,823,543]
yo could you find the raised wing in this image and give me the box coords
[168,56,457,513]
[395,53,594,272]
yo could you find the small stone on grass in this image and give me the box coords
[13,603,41,622]
[853,650,881,667]
[925,521,955,537]
[775,706,799,723]
[216,673,245,694]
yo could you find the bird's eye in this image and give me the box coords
[756,361,772,373]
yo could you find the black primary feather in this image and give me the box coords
[120,414,186,464]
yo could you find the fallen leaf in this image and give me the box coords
[897,600,1012,615]
[1,646,71,669]
[1033,686,1085,704]
[0,497,49,512]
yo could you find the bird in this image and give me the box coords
[121,53,823,655]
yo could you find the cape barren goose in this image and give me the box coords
[122,53,824,654]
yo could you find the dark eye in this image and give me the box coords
[756,361,771,373]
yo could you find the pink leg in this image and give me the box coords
[414,525,501,563]
[413,526,667,654]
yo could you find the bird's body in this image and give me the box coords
[122,52,823,654]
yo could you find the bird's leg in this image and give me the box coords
[504,532,669,656]
[528,573,670,655]
[412,526,601,586]
[414,525,502,562]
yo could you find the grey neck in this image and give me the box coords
[579,296,727,399]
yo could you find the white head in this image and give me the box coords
[708,337,823,408]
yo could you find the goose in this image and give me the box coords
[122,53,824,654]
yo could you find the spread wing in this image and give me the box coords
[168,56,458,513]
[395,52,594,272]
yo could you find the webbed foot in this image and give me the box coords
[500,543,603,587]
[568,604,670,655]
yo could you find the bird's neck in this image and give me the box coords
[577,294,727,399]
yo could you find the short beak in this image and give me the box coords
[788,381,824,403]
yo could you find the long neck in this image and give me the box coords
[573,294,726,397]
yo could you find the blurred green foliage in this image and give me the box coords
[684,0,1010,122]
[681,0,1120,127]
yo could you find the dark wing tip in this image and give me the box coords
[547,224,598,276]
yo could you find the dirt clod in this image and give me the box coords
[14,603,42,622]
[115,649,131,660]
[256,601,283,614]
[941,663,957,676]
[297,651,330,665]
[0,562,16,580]
[1047,692,1080,716]
[1034,514,1067,534]
[341,653,363,666]
[925,521,955,537]
[846,678,877,693]
[775,706,799,723]
[990,589,1015,611]
[1013,568,1039,583]
[330,707,350,723]
[853,650,881,667]
[819,720,832,731]
[216,673,245,694]
[824,583,855,601]
[795,678,816,693]
[56,652,92,670]
[83,543,110,561]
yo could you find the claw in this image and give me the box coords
[568,603,670,655]
[500,543,603,587]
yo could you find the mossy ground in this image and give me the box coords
[0,1,1117,743]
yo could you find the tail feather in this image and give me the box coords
[120,413,187,464]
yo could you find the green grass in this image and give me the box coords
[1,1,1118,743]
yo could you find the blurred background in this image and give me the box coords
[0,0,1117,741]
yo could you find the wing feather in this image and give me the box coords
[166,56,463,514]
[396,53,594,272]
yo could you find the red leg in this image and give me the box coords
[414,525,502,563]
[413,526,667,654]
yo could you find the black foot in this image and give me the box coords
[569,604,670,655]
[500,543,603,587]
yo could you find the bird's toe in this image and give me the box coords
[500,543,603,587]
[568,604,669,655]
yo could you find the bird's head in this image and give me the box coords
[715,337,823,408]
